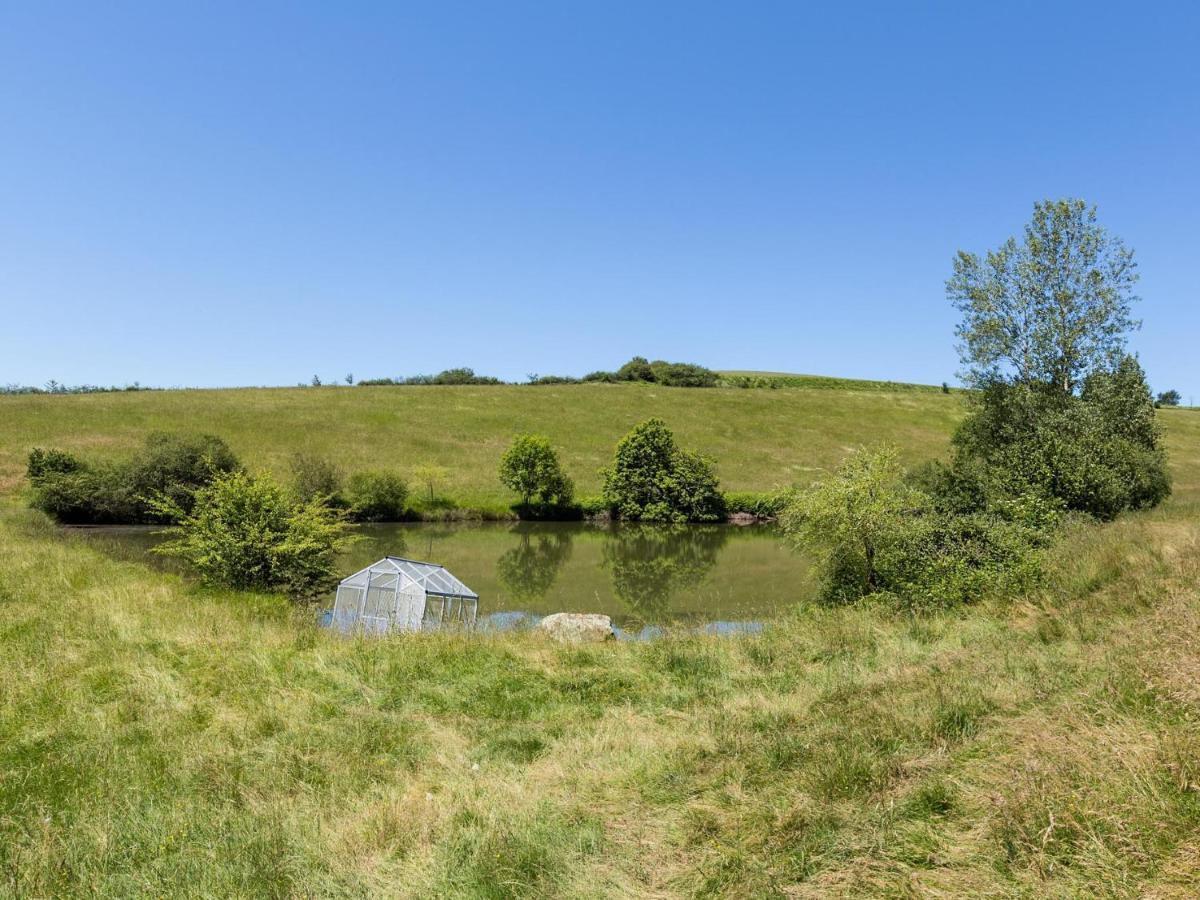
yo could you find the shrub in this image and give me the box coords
[611,356,718,387]
[581,371,618,383]
[616,356,655,382]
[525,374,580,385]
[345,471,409,521]
[28,463,135,524]
[152,469,349,598]
[649,361,719,388]
[289,453,344,505]
[27,433,240,524]
[499,434,575,506]
[601,419,725,523]
[27,448,83,479]
[951,358,1170,521]
[431,368,501,385]
[781,446,1043,608]
[1155,389,1182,407]
[124,432,240,519]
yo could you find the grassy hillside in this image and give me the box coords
[3,386,1200,896]
[0,383,966,501]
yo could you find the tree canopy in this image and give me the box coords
[948,199,1139,394]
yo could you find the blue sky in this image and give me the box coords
[2,2,1197,395]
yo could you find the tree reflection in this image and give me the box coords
[495,526,574,602]
[601,525,728,623]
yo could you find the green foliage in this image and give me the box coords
[610,356,719,387]
[288,453,344,505]
[951,357,1170,520]
[782,446,1043,608]
[345,471,409,521]
[1155,389,1182,408]
[26,448,82,480]
[616,356,655,382]
[601,419,725,523]
[152,469,349,597]
[949,198,1140,394]
[650,361,719,387]
[498,433,575,506]
[27,433,240,524]
[431,368,501,385]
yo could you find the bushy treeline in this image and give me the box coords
[26,435,411,527]
[354,357,722,388]
[356,368,502,386]
[581,356,719,387]
[2,381,158,395]
[27,434,240,525]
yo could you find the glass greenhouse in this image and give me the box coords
[331,556,479,635]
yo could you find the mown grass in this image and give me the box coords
[2,391,1199,896]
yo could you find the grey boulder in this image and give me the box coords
[536,613,616,643]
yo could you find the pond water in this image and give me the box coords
[68,522,817,635]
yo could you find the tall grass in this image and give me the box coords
[1,392,1199,895]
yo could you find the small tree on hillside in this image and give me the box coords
[948,199,1139,394]
[498,433,574,506]
[1156,389,1182,408]
[601,419,724,523]
[412,463,450,503]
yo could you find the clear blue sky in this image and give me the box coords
[2,2,1197,396]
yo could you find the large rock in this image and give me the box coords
[536,613,616,643]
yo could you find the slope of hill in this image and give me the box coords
[0,382,967,500]
[2,382,1200,895]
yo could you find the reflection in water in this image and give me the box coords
[67,520,815,629]
[601,525,727,623]
[495,527,574,602]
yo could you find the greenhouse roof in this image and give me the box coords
[340,556,479,600]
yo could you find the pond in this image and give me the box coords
[68,522,817,635]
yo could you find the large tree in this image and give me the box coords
[947,199,1139,394]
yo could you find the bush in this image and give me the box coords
[601,419,725,523]
[1155,389,1182,407]
[125,433,240,520]
[289,453,344,505]
[610,356,718,387]
[525,374,580,385]
[152,470,349,598]
[951,358,1170,521]
[345,471,409,521]
[431,368,501,385]
[28,463,135,524]
[782,446,1043,608]
[499,434,574,507]
[27,448,83,479]
[649,361,719,388]
[27,433,240,524]
[616,356,655,382]
[581,371,618,383]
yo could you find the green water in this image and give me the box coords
[68,522,817,632]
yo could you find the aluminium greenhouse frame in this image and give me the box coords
[331,556,479,635]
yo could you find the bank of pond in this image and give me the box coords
[68,520,815,636]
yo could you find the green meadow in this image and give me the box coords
[0,381,964,503]
[3,383,1200,896]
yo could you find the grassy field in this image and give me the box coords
[0,383,965,503]
[2,385,1200,896]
